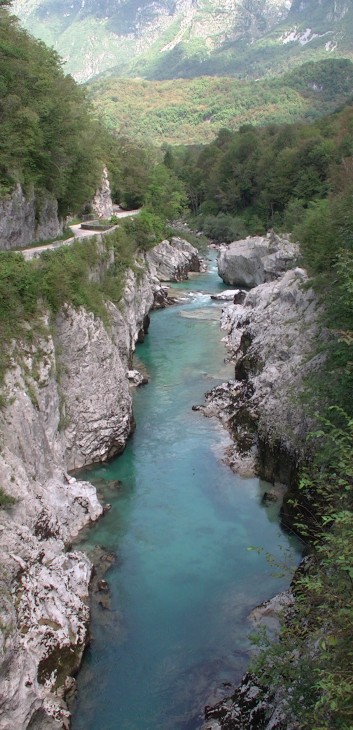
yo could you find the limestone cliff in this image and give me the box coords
[91,167,113,220]
[0,235,201,729]
[217,233,299,289]
[0,185,62,250]
[201,258,321,483]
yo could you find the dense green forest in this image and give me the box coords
[88,58,353,146]
[0,3,187,223]
[0,4,108,214]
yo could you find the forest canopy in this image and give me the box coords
[0,4,105,214]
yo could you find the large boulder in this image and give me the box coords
[146,237,201,281]
[217,233,299,288]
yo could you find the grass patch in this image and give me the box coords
[0,487,16,508]
[14,229,74,251]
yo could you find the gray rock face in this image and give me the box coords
[0,184,62,250]
[146,236,201,281]
[0,328,103,730]
[91,166,113,219]
[0,234,200,729]
[57,266,157,471]
[217,234,299,288]
[202,266,321,480]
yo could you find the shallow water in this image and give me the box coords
[72,255,301,730]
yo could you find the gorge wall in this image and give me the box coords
[0,235,201,730]
[0,185,63,250]
[203,235,321,486]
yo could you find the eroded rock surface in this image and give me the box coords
[146,236,202,281]
[217,233,299,288]
[201,266,321,483]
[91,167,113,220]
[0,331,103,730]
[0,184,62,250]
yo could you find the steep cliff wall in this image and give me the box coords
[0,236,201,729]
[0,185,63,250]
[201,259,322,484]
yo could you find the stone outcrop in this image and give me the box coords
[202,671,294,730]
[57,267,157,471]
[217,233,299,288]
[91,167,113,220]
[201,266,321,483]
[0,234,201,729]
[0,185,62,250]
[146,236,201,281]
[0,329,103,730]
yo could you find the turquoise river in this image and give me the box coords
[72,253,301,730]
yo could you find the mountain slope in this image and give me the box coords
[11,0,291,81]
[11,0,353,82]
[138,0,353,79]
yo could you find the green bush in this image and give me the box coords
[198,213,248,242]
[0,487,16,508]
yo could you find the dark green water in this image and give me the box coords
[72,256,301,730]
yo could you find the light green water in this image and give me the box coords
[72,256,301,730]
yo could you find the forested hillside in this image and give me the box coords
[88,58,353,145]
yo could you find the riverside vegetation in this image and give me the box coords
[0,1,353,727]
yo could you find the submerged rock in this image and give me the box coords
[210,289,247,302]
[202,594,296,730]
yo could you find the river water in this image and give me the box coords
[72,254,301,730]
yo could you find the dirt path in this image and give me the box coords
[21,209,140,260]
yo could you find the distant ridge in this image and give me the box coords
[11,0,353,82]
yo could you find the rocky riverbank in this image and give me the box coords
[199,237,321,487]
[198,236,323,729]
[0,235,201,730]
